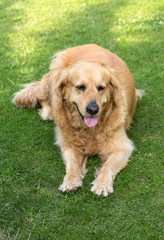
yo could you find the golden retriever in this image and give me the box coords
[13,44,143,196]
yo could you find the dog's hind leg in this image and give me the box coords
[39,100,53,121]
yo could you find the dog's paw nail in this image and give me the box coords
[90,183,114,197]
[58,177,82,192]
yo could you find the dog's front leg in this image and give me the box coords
[59,148,87,192]
[91,130,134,196]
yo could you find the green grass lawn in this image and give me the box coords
[0,0,163,239]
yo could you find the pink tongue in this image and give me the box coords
[84,117,98,127]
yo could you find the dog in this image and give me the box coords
[13,44,143,196]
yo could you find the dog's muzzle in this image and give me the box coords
[75,101,99,128]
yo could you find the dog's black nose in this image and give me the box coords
[86,101,99,115]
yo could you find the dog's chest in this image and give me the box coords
[70,129,108,155]
[55,126,109,156]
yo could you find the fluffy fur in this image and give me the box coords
[13,44,143,196]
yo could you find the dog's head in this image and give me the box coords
[55,61,120,128]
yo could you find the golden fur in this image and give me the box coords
[13,44,143,196]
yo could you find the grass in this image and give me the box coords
[0,0,163,239]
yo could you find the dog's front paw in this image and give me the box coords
[91,175,114,197]
[59,174,82,192]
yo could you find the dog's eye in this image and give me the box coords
[76,85,86,91]
[97,86,105,91]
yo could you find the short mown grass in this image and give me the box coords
[0,0,163,239]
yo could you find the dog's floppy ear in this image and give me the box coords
[108,68,125,107]
[55,69,68,106]
[105,67,128,129]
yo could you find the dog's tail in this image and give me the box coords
[12,73,50,108]
[136,89,145,101]
[12,82,41,108]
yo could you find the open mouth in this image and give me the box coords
[75,104,98,128]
